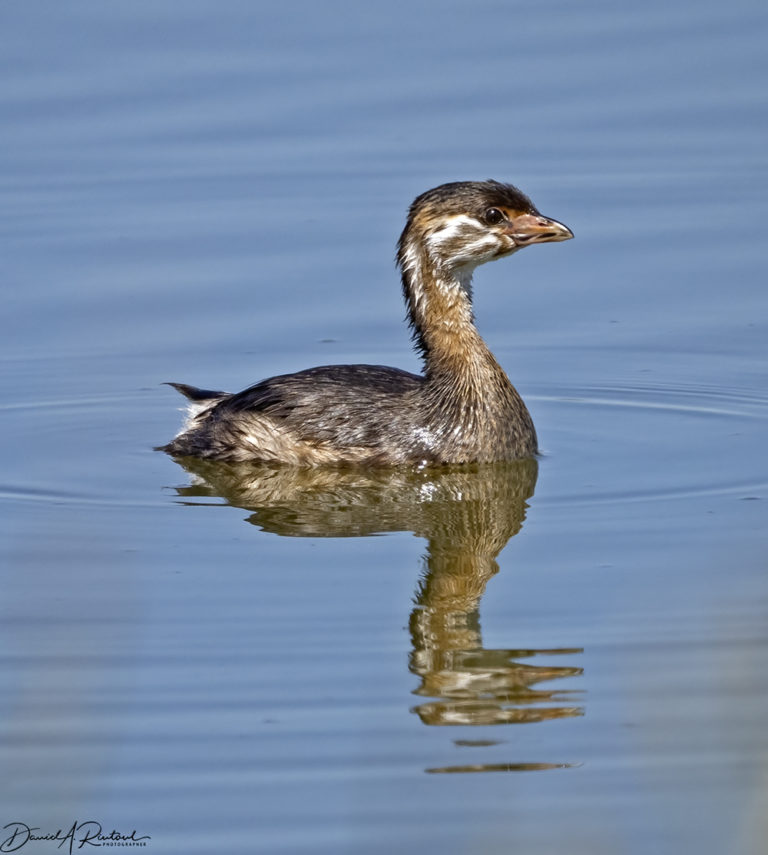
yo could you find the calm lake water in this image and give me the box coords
[2,2,767,853]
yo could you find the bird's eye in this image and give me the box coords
[484,207,504,225]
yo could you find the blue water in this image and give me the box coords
[2,2,768,854]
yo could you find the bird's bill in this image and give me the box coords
[505,213,573,245]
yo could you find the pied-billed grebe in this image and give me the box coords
[162,180,572,466]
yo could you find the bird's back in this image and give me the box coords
[162,364,427,465]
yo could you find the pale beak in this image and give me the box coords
[506,212,573,246]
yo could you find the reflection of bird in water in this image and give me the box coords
[162,181,572,466]
[171,456,538,538]
[407,468,583,730]
[171,457,583,745]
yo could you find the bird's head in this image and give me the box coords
[397,180,573,277]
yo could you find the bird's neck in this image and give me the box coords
[400,240,506,390]
[398,234,537,460]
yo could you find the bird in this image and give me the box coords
[161,180,572,467]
